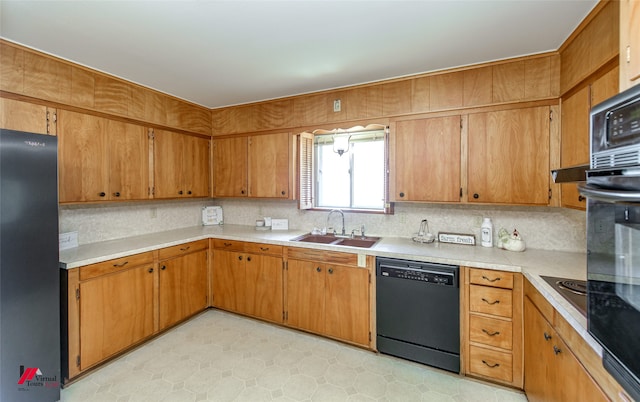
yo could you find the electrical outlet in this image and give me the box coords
[150,207,157,219]
[333,99,341,112]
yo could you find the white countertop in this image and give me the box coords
[59,224,600,357]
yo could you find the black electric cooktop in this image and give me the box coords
[540,276,587,317]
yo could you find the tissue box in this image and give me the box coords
[271,219,289,230]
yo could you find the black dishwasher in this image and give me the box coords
[376,257,460,373]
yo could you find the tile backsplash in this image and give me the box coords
[60,198,586,252]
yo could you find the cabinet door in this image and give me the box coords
[248,132,290,198]
[245,253,283,323]
[0,97,51,135]
[524,297,556,402]
[621,0,640,90]
[560,86,590,209]
[79,264,154,369]
[212,250,246,313]
[183,134,210,197]
[107,120,149,201]
[468,106,550,205]
[153,129,184,198]
[58,110,109,202]
[324,264,370,345]
[213,136,248,197]
[286,259,325,334]
[394,116,461,202]
[159,250,208,330]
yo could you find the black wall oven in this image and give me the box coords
[579,84,640,401]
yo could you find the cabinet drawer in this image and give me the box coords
[158,240,208,260]
[468,345,513,383]
[469,314,513,350]
[212,239,245,252]
[469,285,513,318]
[470,269,514,289]
[80,251,154,281]
[244,242,282,257]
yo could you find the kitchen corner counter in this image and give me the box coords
[59,224,598,356]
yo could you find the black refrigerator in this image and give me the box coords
[0,129,61,402]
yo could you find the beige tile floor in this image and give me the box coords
[61,310,527,401]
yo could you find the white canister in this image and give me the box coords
[481,218,493,247]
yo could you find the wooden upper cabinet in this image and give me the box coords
[212,136,248,197]
[154,129,210,198]
[393,116,461,202]
[620,0,640,90]
[468,106,550,205]
[0,97,55,135]
[248,132,290,198]
[59,110,150,203]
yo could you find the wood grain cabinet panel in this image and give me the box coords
[286,259,326,335]
[58,110,149,203]
[23,51,71,104]
[393,116,461,202]
[248,133,290,198]
[245,253,283,323]
[493,61,524,103]
[464,67,493,107]
[430,71,463,111]
[212,250,247,313]
[468,106,550,205]
[79,262,154,370]
[212,136,248,197]
[159,248,208,330]
[0,42,24,93]
[620,0,640,90]
[154,129,210,198]
[463,267,522,388]
[524,297,608,402]
[0,97,53,135]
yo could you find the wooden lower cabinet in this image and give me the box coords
[212,240,284,323]
[158,246,208,330]
[524,296,607,402]
[462,267,523,388]
[285,247,371,347]
[63,241,209,383]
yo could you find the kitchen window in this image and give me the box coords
[298,124,391,213]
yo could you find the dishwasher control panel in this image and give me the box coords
[378,265,455,286]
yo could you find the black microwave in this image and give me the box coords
[579,84,640,401]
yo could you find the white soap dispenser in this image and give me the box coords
[481,218,493,247]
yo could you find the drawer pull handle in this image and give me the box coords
[482,360,500,369]
[113,261,129,268]
[180,246,190,251]
[260,247,269,251]
[553,346,562,355]
[482,329,501,337]
[481,298,500,305]
[544,332,552,341]
[224,242,232,247]
[481,275,501,283]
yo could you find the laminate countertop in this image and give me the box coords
[59,224,597,357]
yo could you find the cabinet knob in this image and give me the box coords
[99,192,106,197]
[578,195,585,202]
[148,268,154,273]
[316,267,321,273]
[281,190,286,196]
[238,256,243,261]
[399,192,405,198]
[543,332,552,341]
[247,256,251,262]
[473,193,479,199]
[241,190,245,194]
[328,268,334,274]
[161,265,166,270]
[553,346,562,355]
[178,190,184,195]
[187,190,192,195]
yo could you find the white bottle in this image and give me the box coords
[481,218,493,247]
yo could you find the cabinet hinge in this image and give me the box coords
[75,287,80,301]
[369,273,371,284]
[549,110,553,121]
[460,116,463,129]
[369,332,372,342]
[549,188,552,200]
[148,128,154,139]
[76,355,80,368]
[460,187,463,198]
[283,261,288,271]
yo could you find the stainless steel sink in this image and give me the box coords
[290,233,380,248]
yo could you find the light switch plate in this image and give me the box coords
[271,219,289,230]
[357,254,366,267]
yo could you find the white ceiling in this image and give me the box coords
[1,1,598,109]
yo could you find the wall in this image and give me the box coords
[60,199,586,253]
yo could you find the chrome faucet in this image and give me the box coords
[326,209,345,236]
